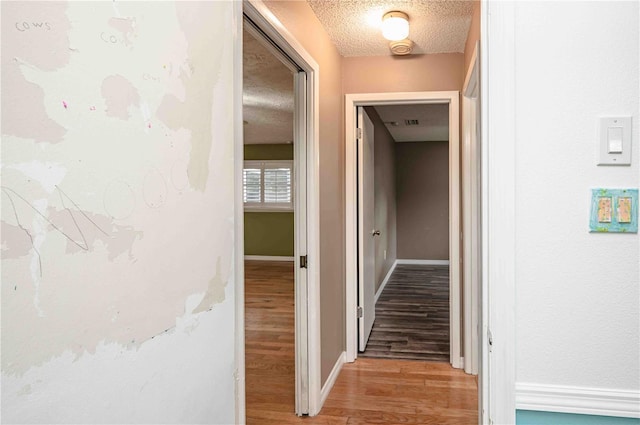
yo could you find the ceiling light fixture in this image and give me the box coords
[381,11,409,41]
[389,39,414,56]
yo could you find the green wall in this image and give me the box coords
[244,144,293,160]
[244,144,294,257]
[244,212,294,256]
[517,410,640,425]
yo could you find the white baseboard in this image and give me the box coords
[374,260,397,304]
[396,259,450,266]
[516,382,640,419]
[244,255,294,262]
[320,351,346,407]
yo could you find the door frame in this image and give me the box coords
[239,0,322,416]
[344,91,461,367]
[462,41,480,377]
[480,1,517,423]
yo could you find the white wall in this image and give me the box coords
[1,2,240,423]
[514,0,639,392]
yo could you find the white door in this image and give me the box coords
[293,71,309,415]
[357,107,376,352]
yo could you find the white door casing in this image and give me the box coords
[357,107,376,351]
[463,41,480,377]
[345,91,461,368]
[481,1,517,423]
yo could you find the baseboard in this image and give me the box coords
[374,260,397,304]
[244,255,294,262]
[396,259,450,266]
[516,382,640,419]
[320,351,346,407]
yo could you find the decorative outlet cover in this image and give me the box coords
[589,188,638,233]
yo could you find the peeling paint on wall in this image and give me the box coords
[1,1,70,144]
[193,257,227,313]
[101,74,140,120]
[156,3,227,192]
[1,1,237,421]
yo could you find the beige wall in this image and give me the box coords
[396,142,449,260]
[464,1,481,74]
[262,0,345,386]
[364,107,397,294]
[343,53,464,94]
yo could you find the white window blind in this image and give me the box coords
[243,168,261,203]
[243,160,293,211]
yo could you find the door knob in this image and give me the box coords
[372,230,381,236]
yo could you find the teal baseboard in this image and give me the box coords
[517,410,640,425]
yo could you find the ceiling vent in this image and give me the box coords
[404,119,420,126]
[389,39,414,56]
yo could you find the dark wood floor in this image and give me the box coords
[245,260,477,424]
[361,264,450,362]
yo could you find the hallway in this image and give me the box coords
[361,264,450,362]
[245,261,477,424]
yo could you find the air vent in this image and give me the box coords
[389,39,414,56]
[404,119,419,126]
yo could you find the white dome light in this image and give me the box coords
[381,11,409,41]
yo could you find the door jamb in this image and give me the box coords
[480,1,517,423]
[344,91,461,368]
[240,0,322,416]
[463,41,480,377]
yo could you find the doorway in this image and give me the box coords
[242,17,298,422]
[241,1,322,417]
[345,91,463,367]
[357,104,452,362]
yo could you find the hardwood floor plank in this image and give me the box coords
[245,261,477,425]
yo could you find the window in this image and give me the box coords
[243,160,293,211]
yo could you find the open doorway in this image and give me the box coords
[242,20,299,422]
[357,104,453,363]
[241,1,322,418]
[345,91,482,415]
[345,91,464,367]
[345,88,484,417]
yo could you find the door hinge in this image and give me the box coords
[357,306,363,318]
[487,329,493,353]
[356,128,362,139]
[300,255,307,269]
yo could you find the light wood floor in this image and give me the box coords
[245,260,478,425]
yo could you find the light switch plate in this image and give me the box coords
[590,188,638,233]
[598,117,632,165]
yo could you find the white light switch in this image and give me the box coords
[598,117,632,165]
[607,127,623,153]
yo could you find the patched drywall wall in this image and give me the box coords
[514,0,639,397]
[1,1,238,423]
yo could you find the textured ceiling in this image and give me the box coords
[243,27,294,145]
[307,0,474,57]
[374,104,449,142]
